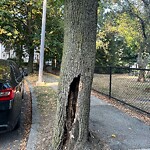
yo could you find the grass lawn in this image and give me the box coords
[92,74,150,113]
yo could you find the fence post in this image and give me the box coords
[109,66,112,99]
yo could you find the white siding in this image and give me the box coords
[0,43,39,63]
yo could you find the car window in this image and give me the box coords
[10,63,22,82]
[12,65,21,78]
[0,60,11,80]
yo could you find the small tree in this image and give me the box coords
[52,0,98,149]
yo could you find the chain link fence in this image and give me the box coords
[92,67,150,114]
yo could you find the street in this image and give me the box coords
[0,81,31,150]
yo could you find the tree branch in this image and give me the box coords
[125,0,147,39]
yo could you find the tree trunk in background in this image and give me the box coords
[137,51,149,82]
[52,0,98,150]
[27,47,34,74]
[15,45,23,67]
[26,4,34,74]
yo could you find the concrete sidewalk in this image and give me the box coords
[27,73,150,150]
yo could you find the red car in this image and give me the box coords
[0,59,25,133]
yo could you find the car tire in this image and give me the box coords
[14,116,21,130]
[22,92,24,100]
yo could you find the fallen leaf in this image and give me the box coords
[111,134,116,138]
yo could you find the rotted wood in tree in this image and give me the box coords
[63,75,80,147]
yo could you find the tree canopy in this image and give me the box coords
[0,0,64,71]
[96,0,150,67]
[0,0,149,70]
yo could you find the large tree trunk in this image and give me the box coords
[52,0,97,150]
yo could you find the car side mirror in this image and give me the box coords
[23,71,28,76]
[20,68,28,77]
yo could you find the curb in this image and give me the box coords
[26,80,40,150]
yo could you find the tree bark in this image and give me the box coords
[27,47,34,73]
[52,0,98,150]
[137,52,149,82]
[26,5,34,74]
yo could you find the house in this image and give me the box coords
[0,43,39,63]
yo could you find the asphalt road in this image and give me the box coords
[0,81,31,150]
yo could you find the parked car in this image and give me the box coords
[0,59,25,133]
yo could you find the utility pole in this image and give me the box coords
[38,0,47,83]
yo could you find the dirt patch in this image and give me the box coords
[34,86,57,150]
